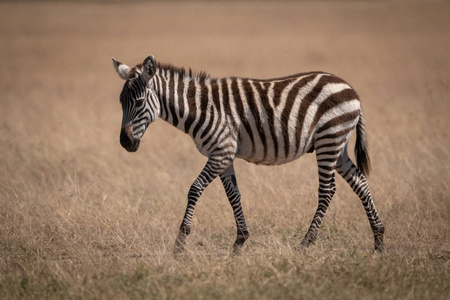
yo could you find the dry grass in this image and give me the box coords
[0,1,449,299]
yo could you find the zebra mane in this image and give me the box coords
[128,62,211,82]
[157,62,211,81]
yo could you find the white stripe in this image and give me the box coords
[300,82,353,153]
[237,78,263,160]
[197,80,214,142]
[314,135,348,149]
[188,80,202,136]
[288,74,324,160]
[165,71,172,125]
[227,78,240,135]
[314,118,358,139]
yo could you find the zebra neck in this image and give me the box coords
[154,67,211,135]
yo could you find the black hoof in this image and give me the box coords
[174,233,187,254]
[295,240,310,252]
[232,243,244,256]
[374,243,385,253]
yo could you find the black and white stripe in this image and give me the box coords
[113,55,385,253]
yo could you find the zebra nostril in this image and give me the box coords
[120,130,133,148]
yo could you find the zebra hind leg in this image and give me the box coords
[220,164,249,255]
[298,153,338,250]
[336,151,385,252]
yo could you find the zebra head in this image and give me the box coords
[112,55,160,152]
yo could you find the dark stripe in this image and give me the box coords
[294,75,345,156]
[272,79,293,107]
[318,177,335,184]
[184,80,197,133]
[232,79,255,153]
[315,127,354,141]
[200,105,215,139]
[134,113,150,124]
[210,80,221,111]
[255,81,278,159]
[177,74,185,119]
[193,84,210,139]
[340,163,355,178]
[162,74,171,121]
[315,110,360,135]
[221,79,240,137]
[206,125,228,153]
[317,158,339,163]
[222,80,231,115]
[318,171,333,179]
[201,80,222,148]
[319,187,334,194]
[168,71,178,127]
[315,138,347,151]
[156,77,166,120]
[281,74,317,158]
[319,165,335,172]
[305,88,359,144]
[317,150,341,156]
[243,79,266,157]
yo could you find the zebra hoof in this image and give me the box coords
[374,233,384,253]
[174,242,185,254]
[174,234,187,254]
[295,239,311,252]
[232,244,243,256]
[374,242,385,253]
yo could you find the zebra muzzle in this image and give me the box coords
[120,125,140,152]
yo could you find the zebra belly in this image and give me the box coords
[235,127,309,166]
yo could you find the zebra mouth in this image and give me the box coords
[123,139,140,152]
[120,130,140,152]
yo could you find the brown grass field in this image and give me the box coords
[0,1,449,299]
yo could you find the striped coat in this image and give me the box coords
[113,55,384,254]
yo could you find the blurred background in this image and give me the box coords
[0,1,449,299]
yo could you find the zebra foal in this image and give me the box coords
[112,55,385,254]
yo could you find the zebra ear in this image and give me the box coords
[142,55,157,81]
[112,57,130,80]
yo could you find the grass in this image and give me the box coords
[0,1,449,299]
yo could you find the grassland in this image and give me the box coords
[0,1,449,299]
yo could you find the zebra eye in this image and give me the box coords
[135,98,145,106]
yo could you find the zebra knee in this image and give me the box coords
[336,158,354,177]
[188,182,203,199]
[319,177,336,200]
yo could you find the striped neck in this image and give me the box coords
[152,64,212,134]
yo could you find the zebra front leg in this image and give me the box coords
[220,164,249,255]
[174,156,232,253]
[299,155,338,250]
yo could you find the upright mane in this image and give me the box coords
[127,62,211,82]
[157,62,211,81]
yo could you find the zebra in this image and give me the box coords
[112,54,385,254]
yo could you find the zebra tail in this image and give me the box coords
[355,111,371,176]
